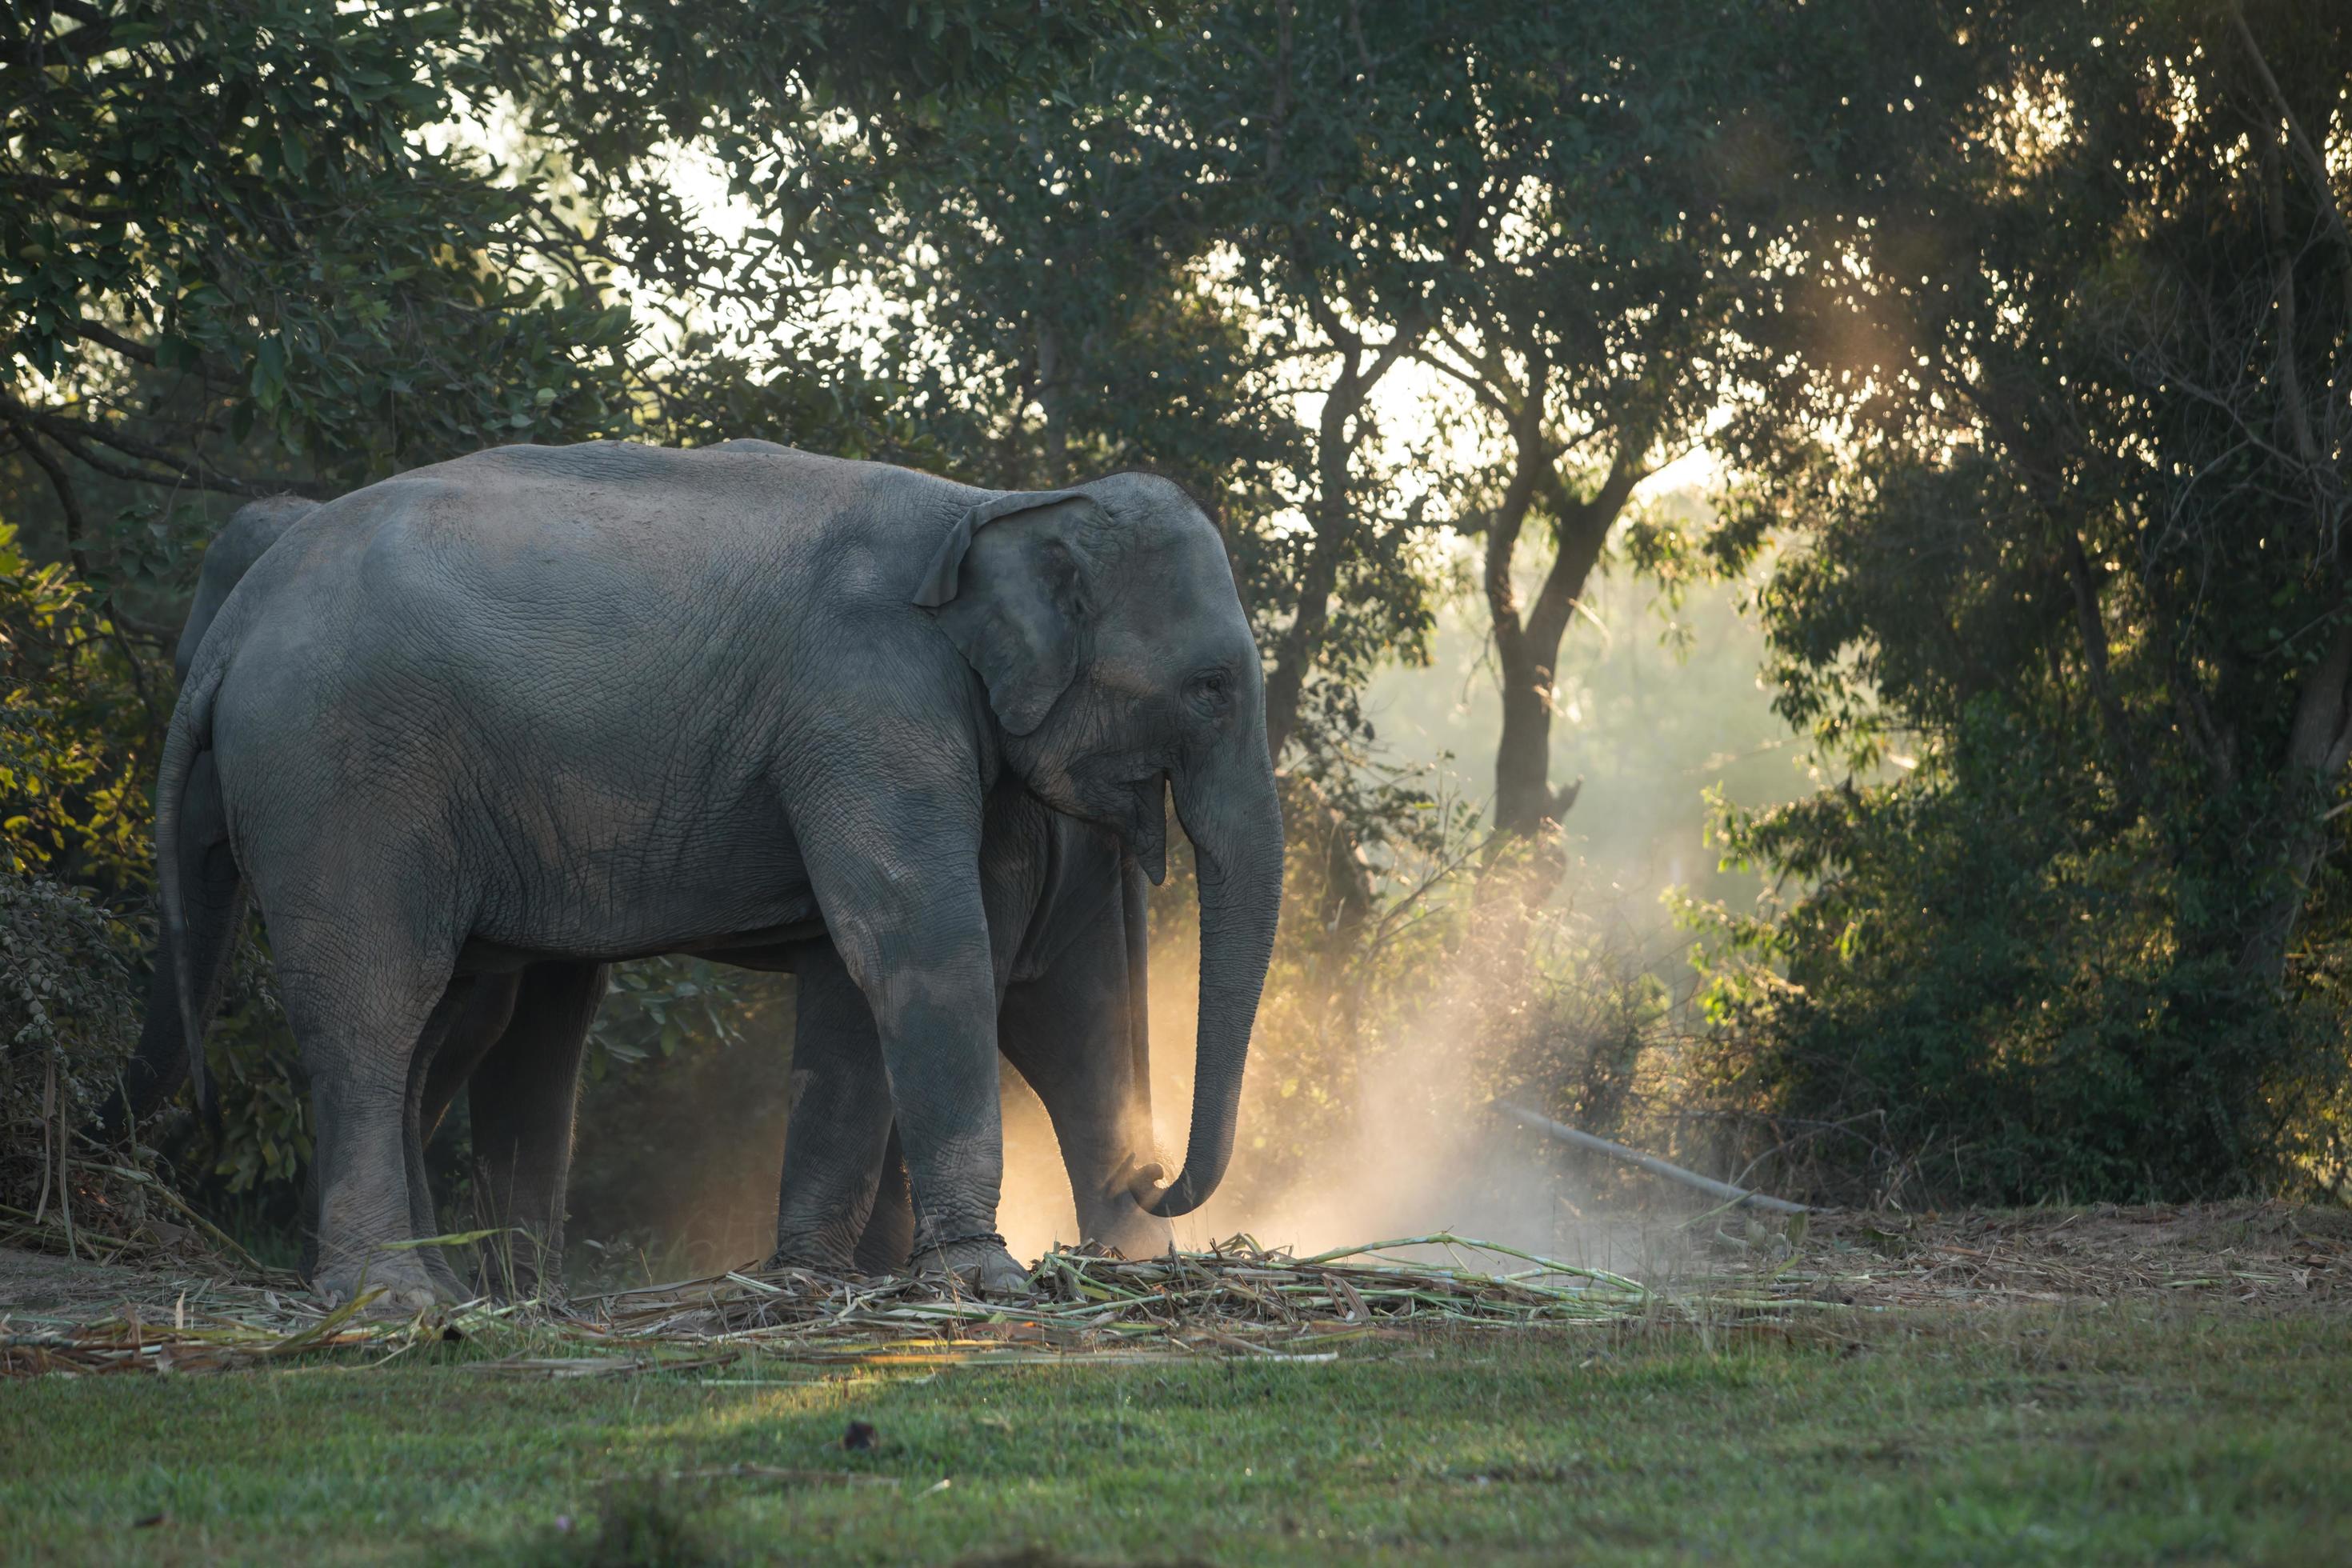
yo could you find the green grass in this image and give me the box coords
[4,1309,2348,1565]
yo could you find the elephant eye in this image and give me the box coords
[1186,668,1232,718]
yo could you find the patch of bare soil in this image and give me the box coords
[1769,1202,2352,1314]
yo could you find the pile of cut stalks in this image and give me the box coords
[1,1232,1856,1378]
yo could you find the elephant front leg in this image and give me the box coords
[827,917,1026,1294]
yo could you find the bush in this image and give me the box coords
[0,874,141,1221]
[1684,710,2344,1206]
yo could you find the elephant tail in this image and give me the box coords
[154,650,228,1115]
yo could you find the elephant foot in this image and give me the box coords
[913,1234,1030,1297]
[764,1234,858,1278]
[310,1255,452,1318]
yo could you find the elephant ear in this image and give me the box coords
[914,489,1102,735]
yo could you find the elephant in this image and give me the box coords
[125,494,1176,1296]
[154,442,1282,1308]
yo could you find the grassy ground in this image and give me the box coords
[6,1304,2350,1566]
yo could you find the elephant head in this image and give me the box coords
[914,474,1283,1219]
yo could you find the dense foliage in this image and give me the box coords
[1691,0,2352,1202]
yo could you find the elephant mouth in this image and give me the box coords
[1124,771,1170,883]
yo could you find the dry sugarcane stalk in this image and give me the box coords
[5,1232,1865,1378]
[1494,1100,1814,1215]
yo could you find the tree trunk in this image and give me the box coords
[2236,617,2352,990]
[1262,361,1375,761]
[1488,442,1645,845]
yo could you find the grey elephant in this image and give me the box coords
[126,505,1173,1293]
[155,442,1282,1307]
[126,490,1177,1293]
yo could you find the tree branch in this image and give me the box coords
[1482,365,1551,652]
[2227,2,2352,268]
[2254,129,2321,467]
[6,417,169,743]
[64,318,159,368]
[1526,438,1645,660]
[0,394,311,498]
[6,415,94,578]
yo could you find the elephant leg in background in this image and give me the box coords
[398,973,523,1298]
[392,979,494,1299]
[769,945,898,1272]
[465,960,606,1300]
[998,885,1173,1262]
[853,1126,916,1274]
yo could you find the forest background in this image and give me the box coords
[6,0,2350,1273]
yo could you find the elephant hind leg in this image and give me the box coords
[770,945,896,1273]
[466,961,604,1302]
[267,912,462,1313]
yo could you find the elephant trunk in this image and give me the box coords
[1138,742,1284,1219]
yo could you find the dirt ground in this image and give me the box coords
[1787,1201,2352,1313]
[4,1201,2348,1338]
[0,1242,290,1330]
[1322,1200,2352,1321]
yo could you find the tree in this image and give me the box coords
[1694,0,2352,1199]
[1408,6,1791,857]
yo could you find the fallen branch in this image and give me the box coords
[1494,1100,1814,1216]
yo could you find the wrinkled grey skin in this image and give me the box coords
[174,496,322,685]
[156,442,1281,1309]
[122,493,1175,1297]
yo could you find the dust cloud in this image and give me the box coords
[993,959,1684,1281]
